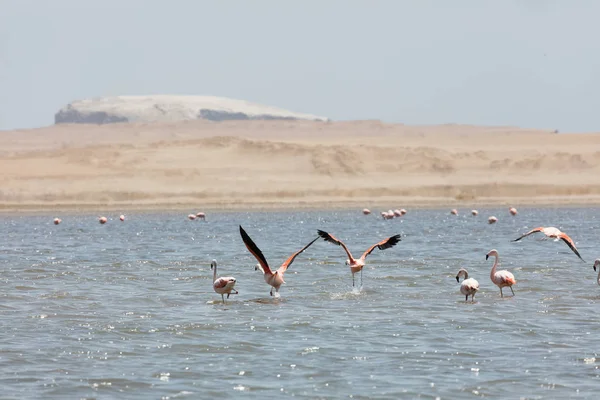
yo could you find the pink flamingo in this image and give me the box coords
[512,226,585,262]
[53,218,61,225]
[196,212,206,220]
[362,209,371,215]
[187,214,196,220]
[593,259,600,286]
[456,268,479,302]
[98,216,107,224]
[509,207,518,216]
[317,230,401,287]
[211,259,238,303]
[239,226,318,296]
[119,215,125,221]
[471,210,478,216]
[450,209,458,215]
[488,216,498,224]
[486,249,516,297]
[400,209,407,216]
[393,209,402,217]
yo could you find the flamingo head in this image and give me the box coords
[456,268,468,282]
[210,259,217,270]
[255,263,265,274]
[594,259,600,272]
[486,249,498,260]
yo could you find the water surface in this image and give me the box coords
[1,208,599,399]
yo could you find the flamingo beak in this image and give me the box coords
[594,264,597,272]
[456,276,460,283]
[485,255,489,260]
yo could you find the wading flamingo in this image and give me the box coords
[488,216,498,224]
[317,230,401,287]
[456,268,479,302]
[509,207,518,216]
[486,249,516,297]
[239,226,318,296]
[362,209,371,215]
[512,226,585,262]
[188,214,196,220]
[98,216,107,224]
[196,212,206,220]
[471,210,478,216]
[119,215,125,221]
[593,259,600,286]
[211,259,237,304]
[450,209,458,216]
[53,218,61,225]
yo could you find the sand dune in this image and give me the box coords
[1,120,600,212]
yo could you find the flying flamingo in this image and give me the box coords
[512,226,585,262]
[456,268,479,302]
[239,226,318,297]
[317,230,401,287]
[486,249,516,297]
[210,259,238,304]
[594,259,600,286]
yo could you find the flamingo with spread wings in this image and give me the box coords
[239,226,318,297]
[317,230,401,287]
[512,226,585,262]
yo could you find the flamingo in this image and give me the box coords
[456,268,479,302]
[509,207,518,216]
[317,230,401,287]
[239,226,318,296]
[471,210,478,216]
[450,209,458,215]
[188,214,196,220]
[393,209,402,217]
[488,216,498,224]
[512,226,585,262]
[98,216,107,224]
[53,218,61,225]
[400,209,407,216]
[210,259,238,304]
[119,215,125,221]
[196,212,206,220]
[594,259,600,286]
[362,209,371,215]
[486,249,516,297]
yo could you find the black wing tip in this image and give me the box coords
[317,229,328,237]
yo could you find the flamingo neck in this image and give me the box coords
[213,264,217,282]
[489,254,499,279]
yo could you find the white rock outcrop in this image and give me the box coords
[55,95,329,124]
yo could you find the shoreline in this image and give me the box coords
[1,196,599,215]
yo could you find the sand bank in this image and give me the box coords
[1,120,600,213]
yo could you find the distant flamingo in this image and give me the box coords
[187,214,196,220]
[196,212,206,220]
[239,226,318,296]
[509,207,518,216]
[98,216,107,224]
[400,209,407,216]
[53,218,61,225]
[488,216,498,224]
[456,268,479,302]
[450,209,458,215]
[594,259,600,286]
[471,210,478,216]
[317,230,401,287]
[512,226,585,262]
[362,209,371,215]
[393,209,402,217]
[486,249,516,297]
[119,215,125,221]
[211,259,238,304]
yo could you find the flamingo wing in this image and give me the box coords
[317,230,355,261]
[559,233,585,262]
[360,234,402,260]
[213,277,231,289]
[512,227,545,242]
[277,236,319,274]
[239,225,272,274]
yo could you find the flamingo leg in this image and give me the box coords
[510,286,515,295]
[500,287,504,298]
[465,295,468,302]
[221,294,225,304]
[352,273,355,287]
[270,287,273,296]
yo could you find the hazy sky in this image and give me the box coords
[1,0,599,132]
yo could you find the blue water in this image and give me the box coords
[1,208,599,399]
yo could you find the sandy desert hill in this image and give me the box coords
[2,116,600,212]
